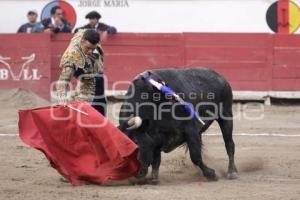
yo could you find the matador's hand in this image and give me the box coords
[57,95,68,106]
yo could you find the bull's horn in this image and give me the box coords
[127,116,142,130]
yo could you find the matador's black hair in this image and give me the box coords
[82,29,100,45]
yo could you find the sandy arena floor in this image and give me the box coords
[0,89,300,200]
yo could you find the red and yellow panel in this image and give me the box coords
[266,0,300,34]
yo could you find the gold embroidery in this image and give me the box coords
[56,29,105,103]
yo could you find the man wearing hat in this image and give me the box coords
[17,10,43,33]
[75,11,117,40]
[42,6,72,34]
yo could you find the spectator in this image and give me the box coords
[17,10,42,33]
[75,11,117,40]
[41,6,72,34]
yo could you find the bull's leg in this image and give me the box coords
[217,118,238,179]
[133,151,150,185]
[185,126,218,181]
[133,134,154,184]
[150,149,161,184]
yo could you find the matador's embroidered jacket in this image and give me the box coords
[56,29,105,102]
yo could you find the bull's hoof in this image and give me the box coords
[149,178,160,185]
[203,169,218,181]
[129,177,148,185]
[206,175,219,182]
[59,177,68,183]
[227,172,238,180]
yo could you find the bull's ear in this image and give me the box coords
[137,119,150,133]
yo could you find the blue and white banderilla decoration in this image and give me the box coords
[142,73,205,125]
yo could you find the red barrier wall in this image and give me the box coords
[0,34,51,99]
[0,33,299,100]
[184,33,273,91]
[272,34,300,90]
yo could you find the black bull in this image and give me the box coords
[118,68,238,183]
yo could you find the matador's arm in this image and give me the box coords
[56,65,75,105]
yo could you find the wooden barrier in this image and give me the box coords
[0,33,299,100]
[0,34,51,99]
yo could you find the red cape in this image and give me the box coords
[18,101,140,186]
